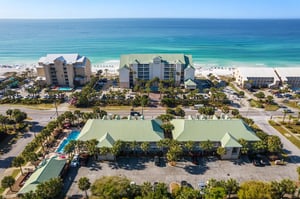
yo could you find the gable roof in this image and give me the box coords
[120,54,193,69]
[184,79,197,86]
[18,157,66,194]
[221,133,242,147]
[98,132,115,147]
[78,119,164,145]
[171,119,260,143]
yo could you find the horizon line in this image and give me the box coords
[1,17,300,20]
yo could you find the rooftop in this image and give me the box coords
[38,54,86,65]
[78,119,164,146]
[120,54,193,69]
[18,156,66,195]
[171,119,260,142]
[275,67,300,80]
[236,67,279,79]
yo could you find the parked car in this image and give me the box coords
[253,159,264,167]
[282,108,293,113]
[70,154,80,167]
[70,159,79,167]
[198,181,206,194]
[130,111,141,116]
[154,156,160,166]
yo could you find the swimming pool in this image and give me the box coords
[56,130,80,153]
[58,87,73,91]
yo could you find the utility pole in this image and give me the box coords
[54,99,59,118]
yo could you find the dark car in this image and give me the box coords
[253,159,264,167]
[181,180,188,187]
[130,111,141,116]
[154,156,160,166]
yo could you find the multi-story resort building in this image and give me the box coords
[234,67,280,88]
[119,54,195,88]
[36,54,92,87]
[275,67,300,89]
[77,118,260,160]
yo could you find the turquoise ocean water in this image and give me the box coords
[0,19,300,67]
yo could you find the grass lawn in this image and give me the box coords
[264,104,279,111]
[21,103,54,110]
[229,83,240,93]
[1,103,54,110]
[249,99,264,108]
[283,101,300,110]
[0,187,5,195]
[269,120,300,149]
[11,169,20,178]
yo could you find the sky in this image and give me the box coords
[1,0,300,19]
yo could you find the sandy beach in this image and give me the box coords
[0,61,236,78]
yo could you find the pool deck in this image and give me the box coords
[54,129,80,154]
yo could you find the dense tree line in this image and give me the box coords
[79,175,300,199]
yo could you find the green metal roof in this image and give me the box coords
[120,54,193,69]
[78,119,164,146]
[221,133,242,147]
[171,119,260,142]
[18,157,66,194]
[184,79,197,86]
[98,132,115,147]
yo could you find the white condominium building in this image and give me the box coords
[36,54,92,87]
[275,67,300,89]
[234,67,280,88]
[119,54,195,88]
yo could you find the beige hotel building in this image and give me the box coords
[36,54,92,88]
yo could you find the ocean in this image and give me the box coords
[0,18,300,68]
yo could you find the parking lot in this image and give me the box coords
[65,156,298,198]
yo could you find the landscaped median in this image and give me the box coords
[269,120,300,149]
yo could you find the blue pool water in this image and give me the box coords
[58,87,73,91]
[56,130,80,153]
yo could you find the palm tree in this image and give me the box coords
[141,181,153,197]
[159,81,164,99]
[1,176,15,192]
[288,114,293,124]
[252,140,267,154]
[64,141,76,156]
[184,141,195,155]
[86,139,99,160]
[140,142,150,156]
[12,156,25,175]
[23,152,39,168]
[238,138,249,155]
[216,147,226,158]
[225,178,239,199]
[112,140,124,158]
[130,140,138,156]
[166,142,182,165]
[0,114,8,130]
[99,147,110,157]
[200,140,214,156]
[157,138,171,154]
[74,110,82,124]
[78,177,91,199]
[282,109,288,123]
[6,109,12,119]
[161,123,174,139]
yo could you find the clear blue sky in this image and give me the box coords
[1,0,300,19]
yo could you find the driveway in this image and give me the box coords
[65,156,298,198]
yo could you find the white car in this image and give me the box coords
[70,160,79,167]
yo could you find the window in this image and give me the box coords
[232,147,239,154]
